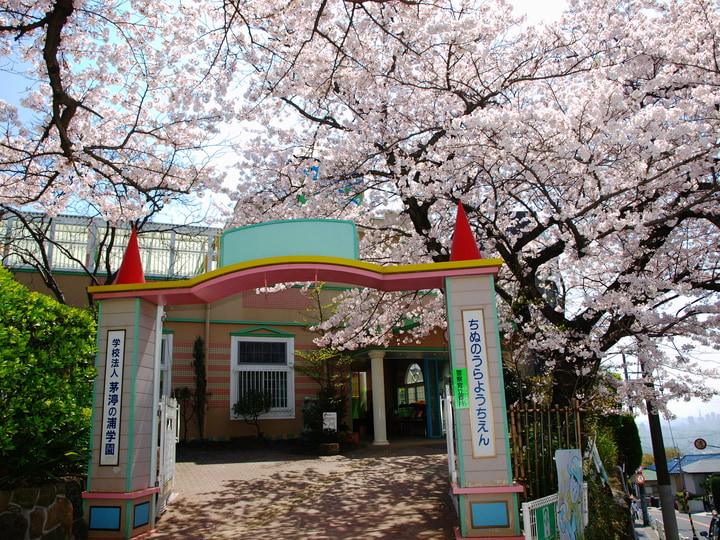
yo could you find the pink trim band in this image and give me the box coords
[89,256,502,306]
[454,529,523,540]
[89,530,157,540]
[82,487,160,500]
[451,482,524,495]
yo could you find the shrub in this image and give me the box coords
[594,425,619,472]
[233,390,274,439]
[585,472,634,540]
[0,267,97,487]
[710,474,720,509]
[295,347,351,444]
[606,414,643,473]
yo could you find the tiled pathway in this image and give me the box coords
[151,440,457,539]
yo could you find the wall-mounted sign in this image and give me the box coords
[462,309,495,458]
[100,330,125,466]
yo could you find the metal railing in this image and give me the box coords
[2,212,221,279]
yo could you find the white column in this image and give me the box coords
[369,349,389,445]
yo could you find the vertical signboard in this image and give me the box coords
[556,449,584,540]
[453,368,469,409]
[100,330,125,466]
[462,309,495,458]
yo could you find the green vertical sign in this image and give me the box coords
[453,368,469,409]
[535,502,557,540]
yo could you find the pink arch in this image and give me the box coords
[89,255,502,305]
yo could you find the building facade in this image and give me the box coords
[2,213,452,444]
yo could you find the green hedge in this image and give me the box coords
[0,267,97,487]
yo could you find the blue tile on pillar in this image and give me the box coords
[134,501,150,528]
[89,506,121,531]
[470,501,509,528]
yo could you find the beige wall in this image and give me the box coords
[11,270,101,308]
[164,289,329,441]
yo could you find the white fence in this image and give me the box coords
[522,493,560,540]
[521,484,589,540]
[2,212,221,279]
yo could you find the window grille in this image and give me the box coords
[237,370,288,408]
[237,341,287,364]
[398,362,426,404]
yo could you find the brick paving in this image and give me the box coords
[151,439,458,540]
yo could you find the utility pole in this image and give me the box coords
[638,479,650,526]
[647,399,680,540]
[624,353,651,527]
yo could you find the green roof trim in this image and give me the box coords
[230,326,296,338]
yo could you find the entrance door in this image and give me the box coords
[424,359,450,438]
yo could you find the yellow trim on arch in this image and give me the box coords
[88,255,503,295]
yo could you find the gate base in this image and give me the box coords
[454,529,524,540]
[83,487,159,539]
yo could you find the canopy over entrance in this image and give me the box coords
[89,255,502,305]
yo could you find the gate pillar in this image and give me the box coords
[369,349,390,445]
[445,273,523,539]
[82,297,161,539]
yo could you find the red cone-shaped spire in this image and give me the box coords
[115,226,145,284]
[450,201,482,261]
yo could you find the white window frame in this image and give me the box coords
[398,362,426,404]
[230,336,295,420]
[159,332,173,397]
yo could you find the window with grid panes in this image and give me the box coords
[230,336,295,419]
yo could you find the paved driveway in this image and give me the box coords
[152,440,458,540]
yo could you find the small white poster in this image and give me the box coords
[322,412,338,431]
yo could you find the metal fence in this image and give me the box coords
[2,212,221,279]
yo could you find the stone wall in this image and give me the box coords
[0,479,86,540]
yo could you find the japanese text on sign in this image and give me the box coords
[100,330,125,466]
[462,310,496,458]
[453,369,469,409]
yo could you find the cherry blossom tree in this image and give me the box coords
[1,0,236,298]
[3,0,718,410]
[0,0,230,221]
[222,0,720,408]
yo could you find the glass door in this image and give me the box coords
[424,358,449,438]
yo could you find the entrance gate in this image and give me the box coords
[156,396,177,516]
[83,216,524,539]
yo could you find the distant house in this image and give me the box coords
[646,453,720,495]
[667,454,720,494]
